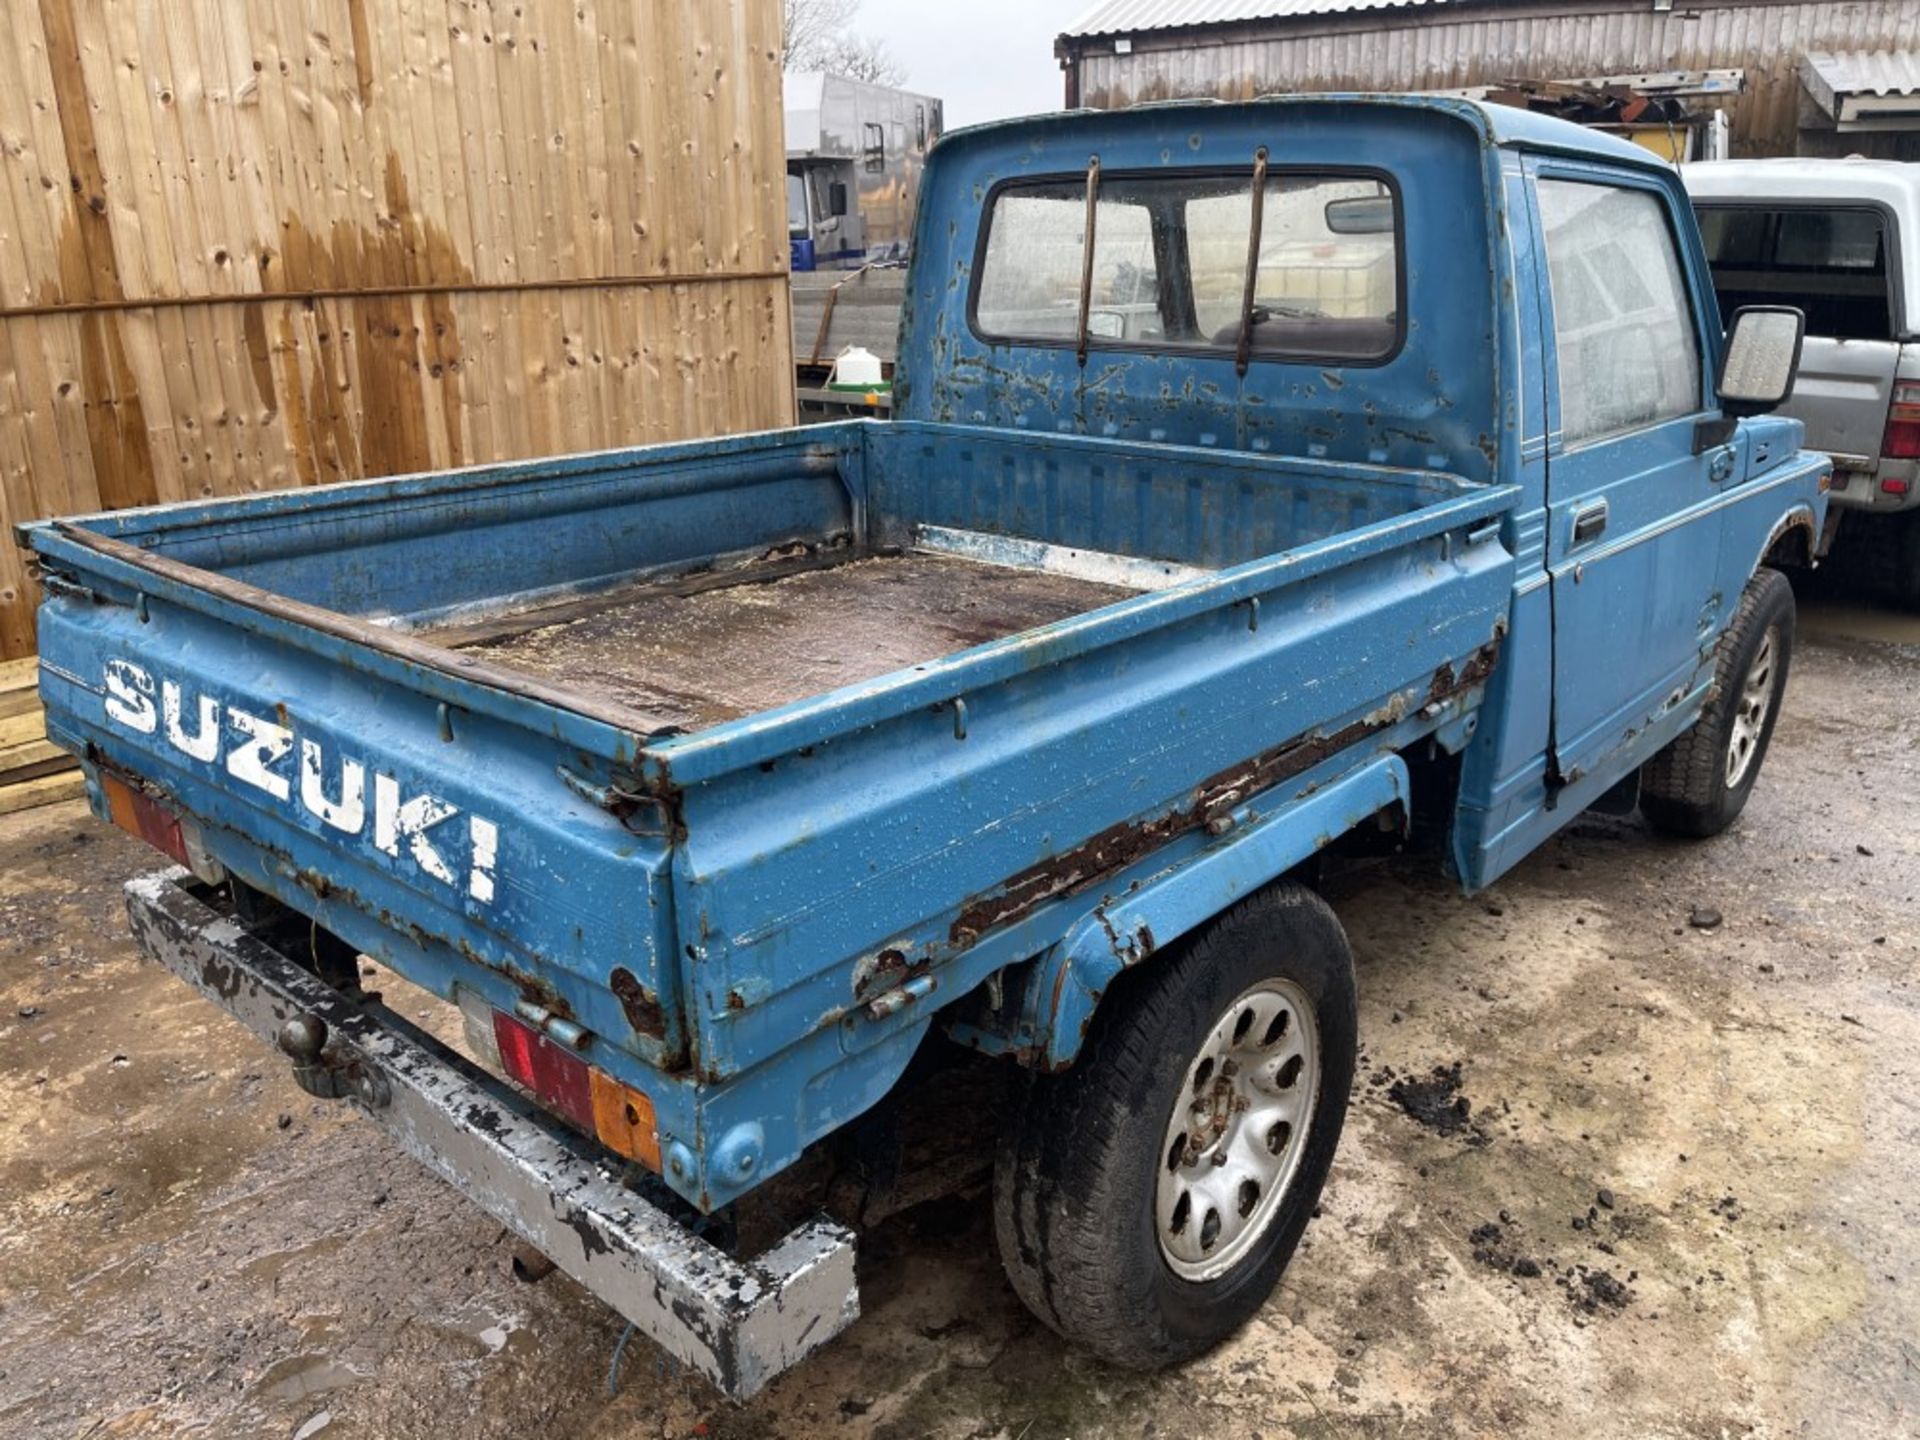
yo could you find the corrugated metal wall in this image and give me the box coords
[0,0,792,662]
[1071,0,1916,157]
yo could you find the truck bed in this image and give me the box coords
[429,551,1132,734]
[24,416,1517,1224]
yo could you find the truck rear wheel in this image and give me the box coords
[1640,568,1795,839]
[991,882,1356,1369]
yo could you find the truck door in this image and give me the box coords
[1530,165,1730,789]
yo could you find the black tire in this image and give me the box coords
[1852,511,1920,611]
[991,882,1357,1369]
[1640,568,1795,839]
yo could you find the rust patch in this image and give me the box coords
[1426,641,1498,707]
[293,867,337,902]
[372,907,433,950]
[609,966,668,1038]
[853,946,912,1002]
[950,640,1502,947]
[435,551,1127,739]
[454,936,573,1022]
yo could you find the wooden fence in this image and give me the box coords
[0,0,793,660]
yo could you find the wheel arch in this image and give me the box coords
[1754,505,1818,576]
[965,755,1405,1072]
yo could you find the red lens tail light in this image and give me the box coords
[487,1008,661,1171]
[493,1010,596,1134]
[1883,382,1920,460]
[100,770,190,867]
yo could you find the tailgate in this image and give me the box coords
[27,524,686,1075]
[1778,335,1898,467]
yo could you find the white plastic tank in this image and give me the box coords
[827,345,885,391]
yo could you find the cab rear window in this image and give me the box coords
[1694,204,1896,342]
[970,169,1402,364]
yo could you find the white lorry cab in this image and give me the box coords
[785,72,943,272]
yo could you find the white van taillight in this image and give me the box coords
[1883,381,1920,460]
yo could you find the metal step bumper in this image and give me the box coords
[123,869,859,1401]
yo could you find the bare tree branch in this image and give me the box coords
[782,0,908,85]
[813,34,907,87]
[782,0,858,72]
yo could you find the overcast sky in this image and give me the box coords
[851,2,1087,128]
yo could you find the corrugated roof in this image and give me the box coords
[1061,0,1457,37]
[1800,49,1920,97]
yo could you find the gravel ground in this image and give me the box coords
[1,596,1915,1440]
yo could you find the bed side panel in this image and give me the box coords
[54,430,865,628]
[670,524,1513,1080]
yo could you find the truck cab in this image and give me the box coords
[902,97,1826,888]
[24,96,1825,1397]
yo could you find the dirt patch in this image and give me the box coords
[1468,1219,1544,1279]
[1560,1265,1634,1316]
[1381,1061,1489,1142]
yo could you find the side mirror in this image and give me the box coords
[1717,305,1804,417]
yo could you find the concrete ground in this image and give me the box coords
[2,596,1916,1440]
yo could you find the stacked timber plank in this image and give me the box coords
[0,658,83,815]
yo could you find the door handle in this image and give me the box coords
[1571,499,1608,548]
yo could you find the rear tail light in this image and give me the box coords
[98,768,224,882]
[1883,381,1920,460]
[100,770,190,867]
[464,998,661,1171]
[493,1010,597,1134]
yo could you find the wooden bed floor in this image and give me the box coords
[430,552,1134,733]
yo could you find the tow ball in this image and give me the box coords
[277,1012,393,1110]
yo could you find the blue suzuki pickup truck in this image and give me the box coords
[21,96,1826,1397]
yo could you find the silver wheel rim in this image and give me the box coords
[1725,627,1777,789]
[1156,978,1321,1282]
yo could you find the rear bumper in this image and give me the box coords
[123,869,858,1401]
[1829,455,1919,512]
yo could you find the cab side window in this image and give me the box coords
[1537,179,1703,447]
